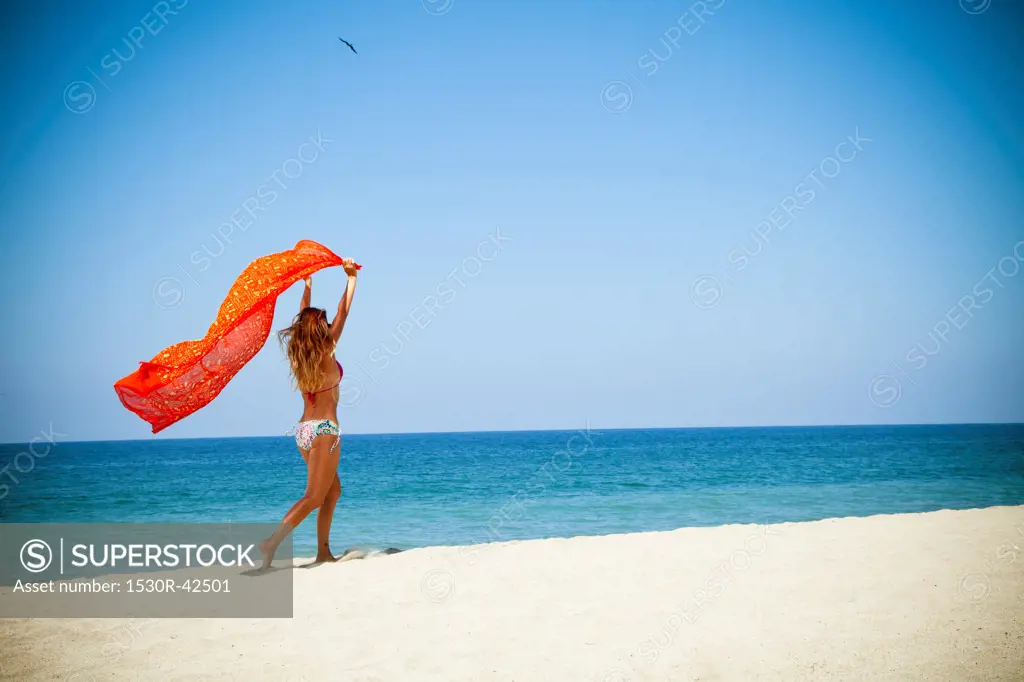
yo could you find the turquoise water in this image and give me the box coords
[2,425,1023,556]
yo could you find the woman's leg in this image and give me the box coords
[259,435,340,569]
[314,473,342,562]
[298,438,342,562]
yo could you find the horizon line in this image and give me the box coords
[3,420,1022,446]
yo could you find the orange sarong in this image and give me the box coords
[115,240,350,433]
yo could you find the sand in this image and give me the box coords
[1,506,1022,681]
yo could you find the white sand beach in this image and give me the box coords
[2,506,1022,681]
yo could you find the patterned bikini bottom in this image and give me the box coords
[292,419,341,452]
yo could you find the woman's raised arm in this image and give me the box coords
[329,259,359,342]
[299,277,312,312]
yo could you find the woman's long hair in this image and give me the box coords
[278,307,334,393]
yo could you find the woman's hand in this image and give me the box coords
[342,258,359,277]
[303,276,312,288]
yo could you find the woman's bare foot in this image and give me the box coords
[313,547,337,563]
[258,538,276,570]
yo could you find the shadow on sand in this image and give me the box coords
[241,548,404,576]
[301,547,404,568]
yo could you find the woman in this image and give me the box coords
[259,257,359,569]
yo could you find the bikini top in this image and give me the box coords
[305,359,343,405]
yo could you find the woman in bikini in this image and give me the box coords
[259,257,359,568]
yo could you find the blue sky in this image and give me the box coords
[0,0,1022,443]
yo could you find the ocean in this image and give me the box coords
[2,424,1023,556]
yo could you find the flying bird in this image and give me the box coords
[338,37,357,54]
